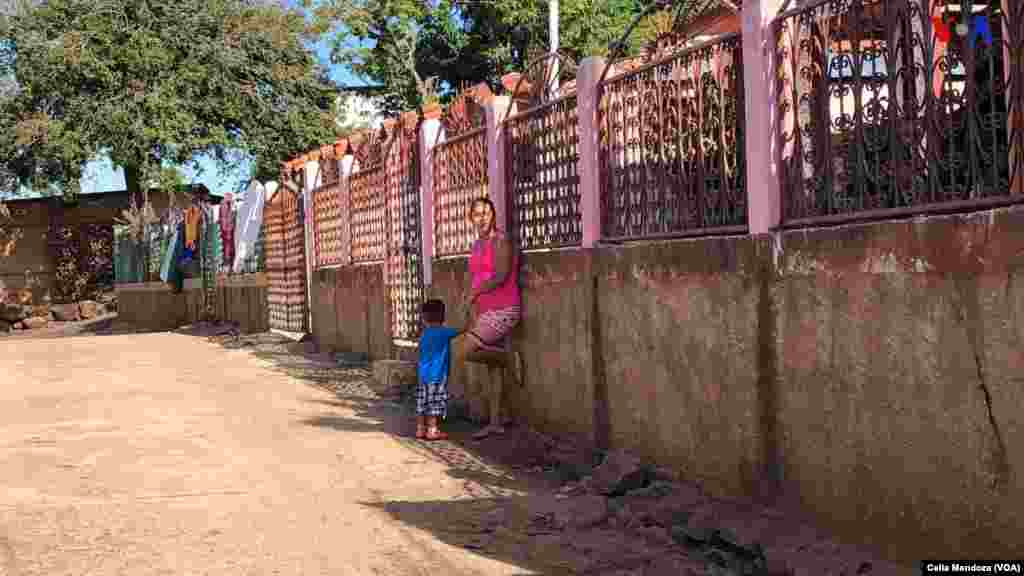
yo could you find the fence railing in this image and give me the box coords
[506,93,582,250]
[600,32,747,240]
[312,170,346,268]
[774,0,1022,226]
[385,126,424,342]
[349,163,388,263]
[432,126,488,257]
[264,187,308,333]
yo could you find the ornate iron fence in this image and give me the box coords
[432,126,488,257]
[265,187,308,333]
[599,32,747,240]
[774,0,1022,226]
[312,156,347,268]
[506,93,582,250]
[386,123,425,342]
[349,163,388,263]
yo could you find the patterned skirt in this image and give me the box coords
[468,305,521,353]
[416,377,448,417]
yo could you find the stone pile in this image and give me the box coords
[0,297,115,333]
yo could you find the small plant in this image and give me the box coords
[419,76,440,107]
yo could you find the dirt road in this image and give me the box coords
[0,328,907,575]
[0,331,537,575]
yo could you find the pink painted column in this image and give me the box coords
[485,96,511,231]
[742,0,786,234]
[419,110,442,286]
[339,154,354,266]
[576,56,606,248]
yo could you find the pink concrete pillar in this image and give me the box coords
[303,158,320,333]
[339,154,354,266]
[485,96,511,232]
[419,113,442,286]
[742,0,786,234]
[576,56,606,248]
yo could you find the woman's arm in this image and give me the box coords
[471,237,512,299]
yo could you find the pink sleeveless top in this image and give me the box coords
[469,234,520,313]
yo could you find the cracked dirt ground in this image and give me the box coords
[0,329,905,575]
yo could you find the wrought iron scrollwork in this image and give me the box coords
[600,33,747,240]
[774,0,1022,224]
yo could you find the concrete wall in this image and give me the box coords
[310,264,391,359]
[307,205,1024,562]
[430,252,596,438]
[116,275,269,334]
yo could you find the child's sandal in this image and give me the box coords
[425,428,448,441]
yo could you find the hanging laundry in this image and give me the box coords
[166,223,185,292]
[219,192,235,269]
[968,14,992,49]
[184,206,201,250]
[233,180,267,274]
[159,227,180,283]
[932,16,951,43]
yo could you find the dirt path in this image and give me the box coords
[0,329,907,575]
[0,331,543,575]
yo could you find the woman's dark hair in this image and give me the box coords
[469,197,497,222]
[421,299,446,324]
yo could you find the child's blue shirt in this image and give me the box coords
[418,325,458,383]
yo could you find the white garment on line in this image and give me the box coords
[232,180,269,273]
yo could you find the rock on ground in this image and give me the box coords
[52,303,81,322]
[22,315,49,330]
[79,300,100,320]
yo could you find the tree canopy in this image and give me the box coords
[0,0,340,201]
[313,0,661,115]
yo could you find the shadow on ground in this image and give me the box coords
[193,329,907,576]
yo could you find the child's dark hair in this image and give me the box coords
[421,299,446,324]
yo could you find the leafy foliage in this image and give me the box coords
[0,0,339,197]
[314,0,661,115]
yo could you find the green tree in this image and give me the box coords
[0,0,339,204]
[314,0,660,115]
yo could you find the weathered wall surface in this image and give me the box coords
[116,276,268,334]
[310,264,391,359]
[308,206,1024,562]
[594,238,766,499]
[429,252,595,439]
[771,210,1024,560]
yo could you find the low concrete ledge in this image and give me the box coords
[371,360,416,392]
[115,281,172,292]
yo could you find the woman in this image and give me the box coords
[453,197,524,440]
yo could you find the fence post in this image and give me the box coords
[303,157,320,333]
[339,152,354,266]
[742,0,785,233]
[577,56,606,248]
[420,107,442,287]
[485,96,511,232]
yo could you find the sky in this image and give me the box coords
[82,4,370,198]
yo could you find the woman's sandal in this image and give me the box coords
[425,428,448,441]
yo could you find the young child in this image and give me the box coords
[416,299,459,441]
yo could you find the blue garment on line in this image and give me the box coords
[968,15,992,49]
[418,326,459,384]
